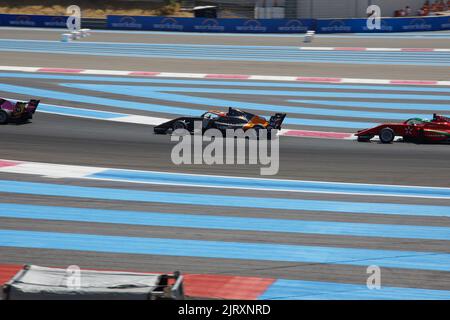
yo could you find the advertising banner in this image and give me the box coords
[107,15,315,33]
[316,16,450,33]
[0,14,67,28]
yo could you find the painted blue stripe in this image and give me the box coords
[60,83,449,120]
[3,79,450,128]
[3,98,125,120]
[2,203,450,240]
[1,229,450,271]
[3,72,450,94]
[290,99,450,112]
[4,48,446,63]
[61,83,450,102]
[0,39,449,66]
[0,83,204,116]
[2,40,450,59]
[91,169,450,199]
[285,118,374,128]
[4,39,450,54]
[0,49,442,66]
[4,73,446,117]
[0,83,377,128]
[3,27,450,38]
[258,279,450,300]
[2,39,450,58]
[0,180,449,218]
[39,104,124,119]
[0,48,441,66]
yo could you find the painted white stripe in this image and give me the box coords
[158,72,208,78]
[0,66,40,72]
[340,78,391,84]
[0,162,103,179]
[249,75,298,81]
[365,48,401,52]
[299,47,336,51]
[80,69,130,76]
[0,65,448,86]
[111,115,169,126]
[22,100,172,126]
[41,106,170,125]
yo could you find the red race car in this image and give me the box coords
[356,114,450,144]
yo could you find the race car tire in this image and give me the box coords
[172,120,187,131]
[0,110,9,124]
[379,127,395,144]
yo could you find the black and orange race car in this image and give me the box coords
[154,107,286,136]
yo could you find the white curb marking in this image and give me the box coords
[0,65,449,86]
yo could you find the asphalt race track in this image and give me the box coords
[0,28,449,299]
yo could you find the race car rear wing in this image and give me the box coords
[433,113,450,123]
[26,99,40,114]
[269,113,286,130]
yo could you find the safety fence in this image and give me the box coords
[1,13,449,33]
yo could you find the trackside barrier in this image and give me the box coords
[107,15,314,33]
[0,14,67,28]
[0,13,449,33]
[0,14,102,30]
[106,15,450,33]
[316,15,450,33]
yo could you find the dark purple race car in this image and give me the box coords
[0,98,39,124]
